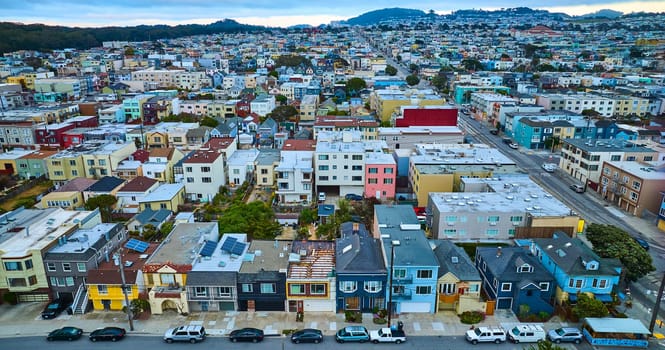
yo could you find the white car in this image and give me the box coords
[508,143,519,149]
[542,163,556,172]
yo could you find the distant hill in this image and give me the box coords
[577,9,623,19]
[344,8,427,26]
[0,19,266,54]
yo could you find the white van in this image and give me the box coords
[507,324,546,343]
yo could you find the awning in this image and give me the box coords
[594,294,613,302]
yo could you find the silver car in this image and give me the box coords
[164,325,206,343]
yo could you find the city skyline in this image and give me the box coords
[1,0,664,29]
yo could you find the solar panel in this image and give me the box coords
[231,241,246,256]
[220,236,237,253]
[199,240,217,257]
[125,238,149,253]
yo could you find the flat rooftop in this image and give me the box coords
[191,233,247,272]
[239,240,291,274]
[146,222,218,265]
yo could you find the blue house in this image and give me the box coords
[375,205,439,314]
[517,233,622,305]
[475,246,554,316]
[513,119,553,149]
[335,222,387,312]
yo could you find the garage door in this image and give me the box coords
[496,297,512,309]
[304,300,334,312]
[400,302,430,313]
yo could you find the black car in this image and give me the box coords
[345,193,363,201]
[47,327,83,341]
[89,327,126,342]
[291,329,323,344]
[229,328,264,343]
[489,129,499,135]
[41,298,72,319]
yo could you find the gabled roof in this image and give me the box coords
[477,246,554,283]
[118,176,158,193]
[336,222,386,275]
[149,147,174,159]
[432,240,481,281]
[85,176,125,192]
[531,233,621,277]
[130,207,172,225]
[55,177,97,192]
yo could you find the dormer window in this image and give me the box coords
[517,263,533,273]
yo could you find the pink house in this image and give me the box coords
[364,153,396,200]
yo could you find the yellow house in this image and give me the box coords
[139,183,186,212]
[145,131,169,149]
[47,153,86,185]
[432,241,485,315]
[410,164,455,207]
[41,191,85,210]
[87,244,157,311]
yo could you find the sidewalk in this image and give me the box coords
[0,303,569,339]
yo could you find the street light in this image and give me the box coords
[387,239,400,327]
[113,249,135,331]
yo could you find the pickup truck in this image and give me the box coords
[369,328,406,344]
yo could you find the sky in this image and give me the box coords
[1,0,664,28]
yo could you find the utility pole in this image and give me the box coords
[113,249,135,331]
[649,273,665,332]
[387,240,400,327]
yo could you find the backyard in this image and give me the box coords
[0,181,52,211]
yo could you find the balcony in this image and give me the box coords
[392,275,413,284]
[392,290,412,300]
[438,293,459,304]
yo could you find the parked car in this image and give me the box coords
[508,143,519,149]
[489,129,499,135]
[546,327,583,344]
[369,325,406,344]
[633,236,650,250]
[570,184,585,193]
[318,192,326,202]
[47,327,83,341]
[502,137,513,145]
[507,324,546,343]
[345,193,363,201]
[229,328,264,343]
[89,327,126,342]
[41,298,72,319]
[291,328,323,344]
[335,326,370,343]
[541,163,557,173]
[163,325,206,343]
[465,326,506,344]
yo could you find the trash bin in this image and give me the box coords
[66,307,73,315]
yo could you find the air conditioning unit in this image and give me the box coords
[489,222,497,226]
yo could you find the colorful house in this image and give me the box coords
[432,240,485,314]
[286,240,336,313]
[139,183,186,212]
[364,152,396,200]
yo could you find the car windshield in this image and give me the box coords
[555,328,565,336]
[47,303,59,309]
[511,328,520,336]
[474,328,482,336]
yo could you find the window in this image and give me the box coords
[518,264,533,273]
[383,178,393,184]
[352,155,362,161]
[47,262,56,271]
[218,286,231,297]
[186,177,194,183]
[501,283,512,292]
[417,270,432,279]
[25,259,33,269]
[318,155,329,160]
[28,275,37,285]
[201,166,211,172]
[393,269,407,279]
[368,178,378,184]
[98,285,108,294]
[364,281,382,293]
[185,167,193,172]
[568,279,583,289]
[539,282,549,291]
[318,176,329,181]
[352,165,362,171]
[310,284,326,295]
[440,283,456,295]
[202,177,212,183]
[4,261,22,271]
[318,165,329,171]
[352,176,362,181]
[66,277,75,287]
[260,283,275,294]
[384,168,394,174]
[592,279,608,289]
[368,168,378,174]
[290,284,305,294]
[416,286,431,295]
[241,284,253,293]
[160,274,176,285]
[340,281,357,292]
[195,287,207,297]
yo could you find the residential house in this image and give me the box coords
[141,222,217,314]
[364,152,396,200]
[126,208,173,233]
[335,222,387,312]
[44,223,125,314]
[598,161,665,216]
[227,149,260,187]
[237,239,290,311]
[82,176,125,202]
[182,143,227,202]
[475,246,555,315]
[185,126,212,149]
[0,117,38,149]
[41,177,96,210]
[16,149,58,180]
[0,207,101,303]
[115,176,160,214]
[0,149,35,176]
[143,147,185,183]
[139,183,186,212]
[257,117,277,147]
[275,150,314,205]
[186,233,247,312]
[374,205,439,314]
[519,233,622,305]
[286,240,336,312]
[254,149,281,189]
[431,240,484,314]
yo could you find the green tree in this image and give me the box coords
[217,201,281,240]
[524,340,567,350]
[572,293,609,318]
[200,116,219,128]
[586,223,655,281]
[124,46,135,56]
[408,63,419,73]
[268,70,279,78]
[298,208,318,226]
[159,221,174,237]
[141,224,159,241]
[275,94,287,105]
[462,59,483,71]
[268,105,298,122]
[84,194,117,222]
[430,74,448,91]
[385,65,398,76]
[405,74,420,86]
[345,77,367,97]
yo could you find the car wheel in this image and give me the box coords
[294,339,300,344]
[252,338,258,343]
[67,337,73,341]
[574,339,581,344]
[47,337,53,341]
[554,339,561,344]
[91,337,97,342]
[166,339,173,343]
[511,339,517,344]
[190,339,197,344]
[314,339,320,344]
[373,340,379,344]
[471,340,478,345]
[337,339,343,343]
[395,339,402,344]
[231,338,237,343]
[111,337,118,342]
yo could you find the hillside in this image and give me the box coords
[344,8,427,26]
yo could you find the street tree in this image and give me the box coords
[405,74,420,86]
[586,223,655,281]
[525,340,567,350]
[385,65,398,76]
[84,194,117,222]
[572,293,609,318]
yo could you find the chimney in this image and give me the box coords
[496,246,502,258]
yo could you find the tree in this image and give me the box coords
[525,340,567,350]
[572,293,609,318]
[430,75,448,91]
[275,94,287,105]
[200,116,219,128]
[385,65,398,76]
[268,105,298,122]
[408,63,419,73]
[461,59,483,71]
[268,70,279,78]
[586,223,655,281]
[298,208,318,226]
[345,77,367,97]
[217,201,281,240]
[84,194,117,222]
[124,46,135,56]
[405,74,420,86]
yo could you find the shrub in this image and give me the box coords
[459,310,485,324]
[373,317,387,324]
[345,310,362,323]
[2,292,17,305]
